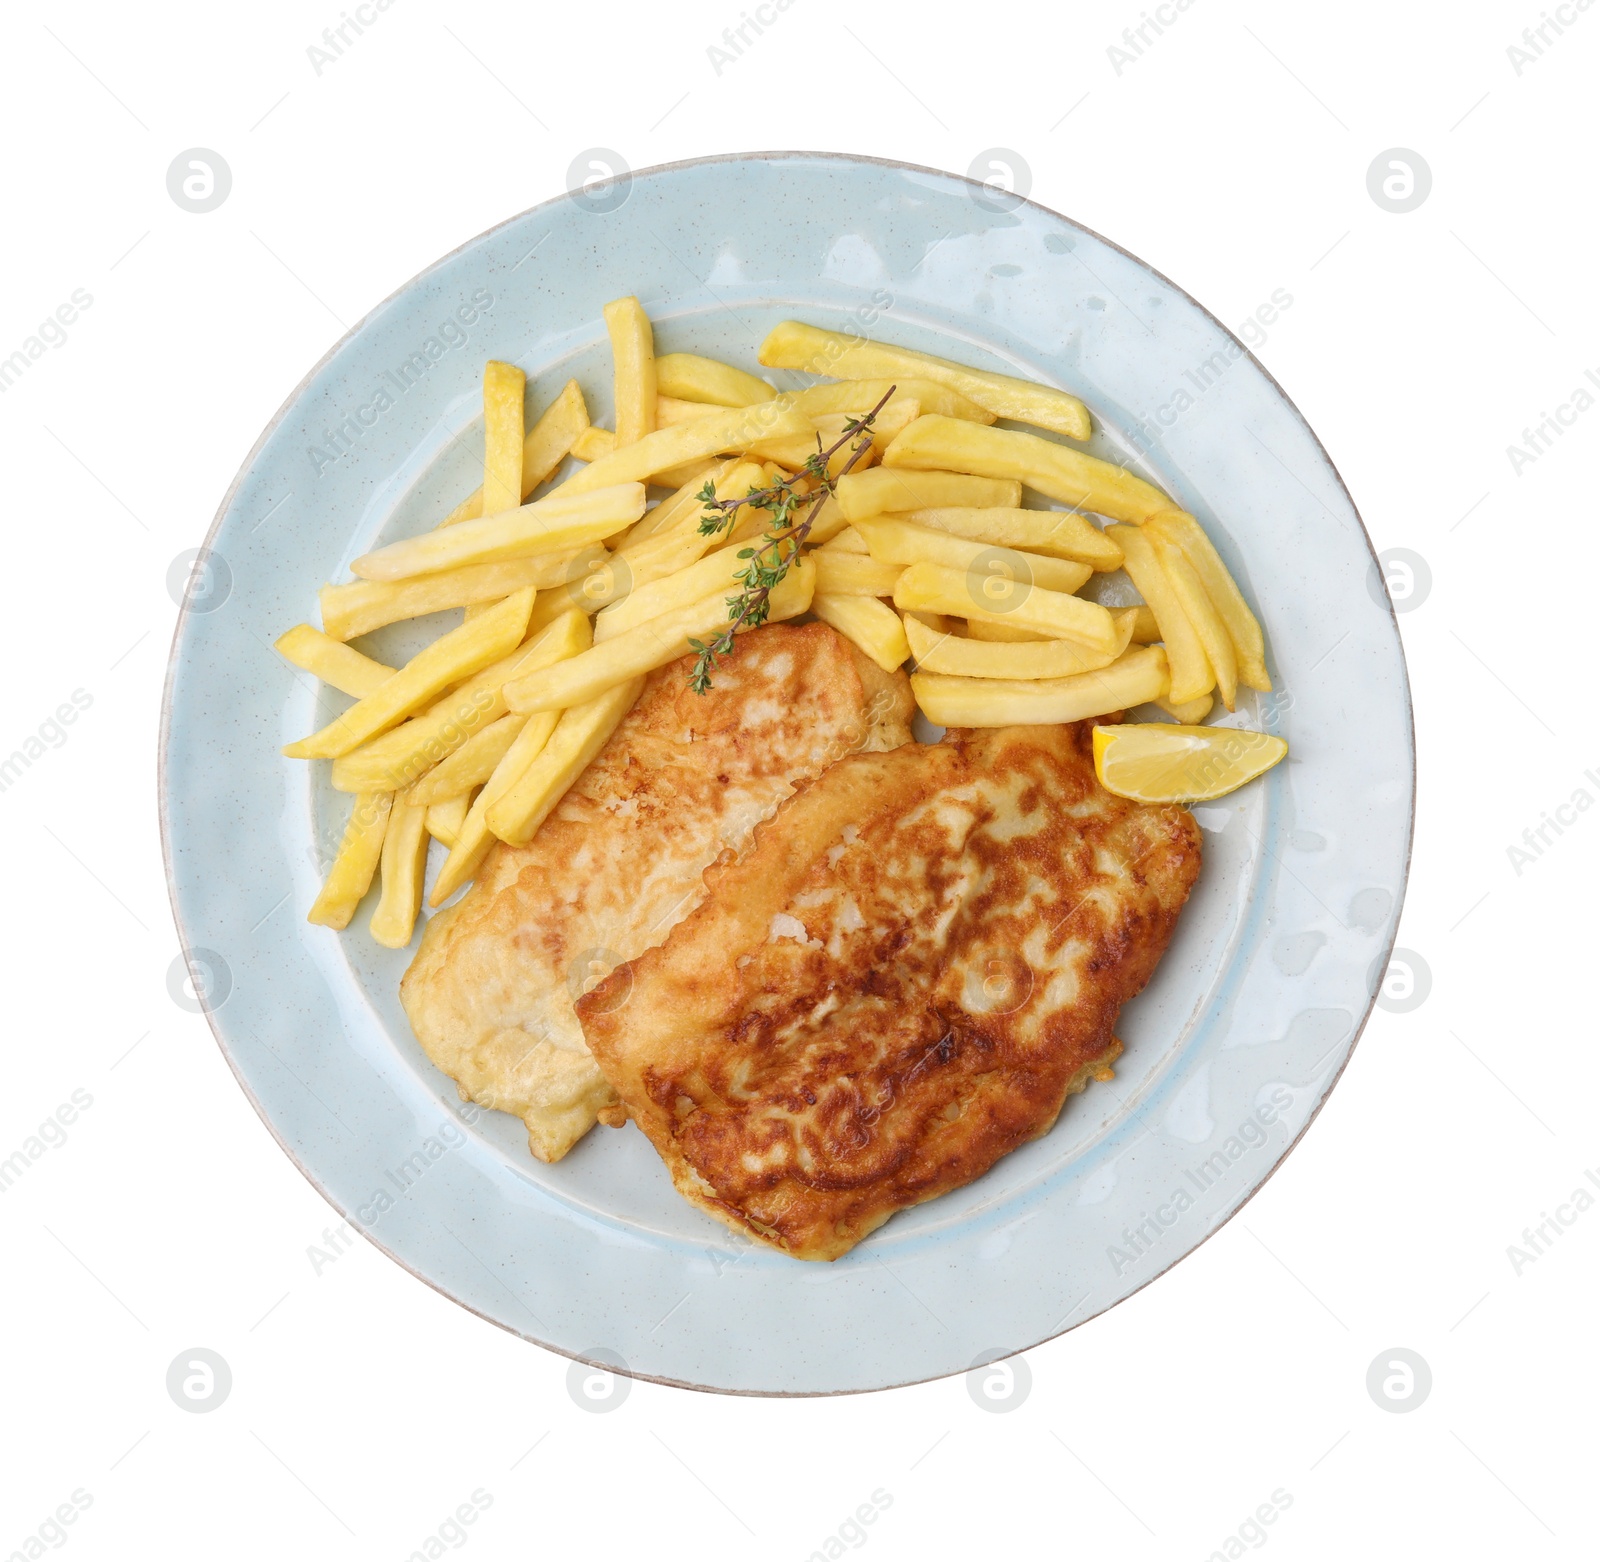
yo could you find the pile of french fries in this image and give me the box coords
[275,299,1269,947]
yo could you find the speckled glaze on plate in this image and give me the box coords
[159,152,1413,1395]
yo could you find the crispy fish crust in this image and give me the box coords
[579,723,1201,1260]
[400,623,913,1163]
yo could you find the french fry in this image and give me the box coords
[656,395,880,442]
[429,710,561,904]
[749,402,917,472]
[607,534,732,602]
[318,549,595,641]
[857,399,923,454]
[656,394,718,426]
[406,712,526,805]
[811,551,904,597]
[571,425,614,462]
[615,459,732,550]
[835,467,1021,522]
[562,401,812,494]
[911,646,1169,727]
[473,709,559,815]
[424,793,472,849]
[1106,525,1213,705]
[461,582,586,638]
[307,791,393,929]
[620,460,763,560]
[441,379,588,526]
[884,416,1172,523]
[654,352,775,407]
[426,821,490,907]
[603,477,771,611]
[896,506,1123,571]
[810,593,910,673]
[595,540,752,642]
[603,463,769,602]
[478,710,559,813]
[967,619,1047,643]
[487,681,646,846]
[330,608,591,791]
[369,798,429,948]
[275,625,394,696]
[652,456,719,489]
[1150,527,1238,710]
[614,470,716,550]
[1129,604,1161,643]
[854,517,1092,596]
[862,399,923,453]
[894,561,1118,654]
[821,526,870,553]
[905,609,1135,679]
[1145,509,1270,691]
[782,379,993,425]
[803,496,851,544]
[559,549,638,616]
[579,429,733,486]
[526,586,597,639]
[352,483,645,582]
[481,360,525,517]
[902,609,954,634]
[285,589,535,760]
[1157,691,1215,723]
[604,296,657,447]
[758,321,1092,440]
[505,556,816,713]
[749,438,862,478]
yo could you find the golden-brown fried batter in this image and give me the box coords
[400,623,913,1163]
[579,723,1201,1259]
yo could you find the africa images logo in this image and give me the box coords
[306,289,498,478]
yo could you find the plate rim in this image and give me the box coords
[158,147,1415,1396]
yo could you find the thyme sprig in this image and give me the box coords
[686,385,895,693]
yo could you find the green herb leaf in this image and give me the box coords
[686,385,896,693]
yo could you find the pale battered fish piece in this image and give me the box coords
[400,623,914,1163]
[579,723,1201,1260]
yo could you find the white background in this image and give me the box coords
[1,0,1594,1557]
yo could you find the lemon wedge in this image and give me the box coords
[1092,723,1287,803]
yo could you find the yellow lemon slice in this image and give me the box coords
[1092,723,1287,803]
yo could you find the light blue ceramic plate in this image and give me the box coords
[160,152,1412,1395]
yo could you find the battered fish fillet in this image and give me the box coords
[578,723,1202,1260]
[400,622,914,1163]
